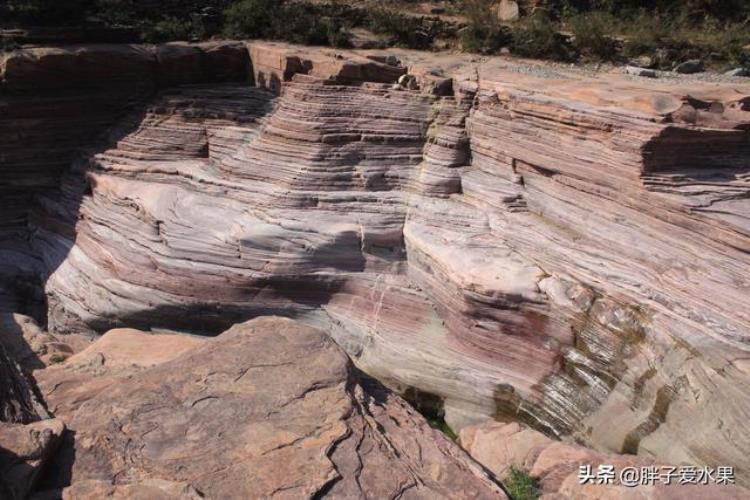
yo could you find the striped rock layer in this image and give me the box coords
[2,42,750,485]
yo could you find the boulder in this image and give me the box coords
[628,56,654,68]
[724,67,749,77]
[625,65,657,78]
[496,0,520,21]
[0,419,65,500]
[35,318,506,498]
[673,59,704,74]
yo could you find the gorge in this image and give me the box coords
[1,40,749,498]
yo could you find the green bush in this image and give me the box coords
[365,6,436,49]
[459,0,512,53]
[427,416,459,441]
[504,467,540,500]
[544,0,750,22]
[3,0,93,26]
[510,13,575,61]
[617,9,750,69]
[620,10,670,59]
[224,0,351,47]
[144,17,193,43]
[223,0,277,39]
[48,353,67,365]
[569,11,619,60]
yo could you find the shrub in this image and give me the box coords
[504,467,540,500]
[459,0,512,53]
[223,0,277,39]
[48,353,67,365]
[510,13,575,61]
[619,10,750,69]
[569,11,619,61]
[224,0,351,47]
[365,5,442,49]
[620,10,670,59]
[143,17,193,43]
[427,416,459,441]
[2,0,92,26]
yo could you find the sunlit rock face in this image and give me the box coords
[4,42,750,484]
[0,41,249,317]
[34,317,505,499]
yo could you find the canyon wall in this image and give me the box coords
[2,42,749,485]
[0,41,249,315]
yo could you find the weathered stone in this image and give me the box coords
[496,0,520,21]
[0,418,65,500]
[36,318,506,498]
[0,343,48,424]
[625,65,657,77]
[724,67,749,77]
[0,313,90,371]
[460,421,750,499]
[2,42,750,488]
[673,59,704,73]
[60,479,204,499]
[628,56,654,68]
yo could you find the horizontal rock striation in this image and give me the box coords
[0,41,251,320]
[2,42,750,485]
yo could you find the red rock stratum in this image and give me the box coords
[1,40,749,491]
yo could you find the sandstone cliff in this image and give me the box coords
[1,41,749,489]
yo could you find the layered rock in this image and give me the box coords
[0,41,250,317]
[34,317,506,499]
[459,421,749,499]
[2,42,749,486]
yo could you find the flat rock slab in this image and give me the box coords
[36,317,505,499]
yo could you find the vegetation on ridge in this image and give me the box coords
[503,466,541,500]
[1,0,748,70]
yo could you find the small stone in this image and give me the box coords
[625,65,657,78]
[724,67,749,77]
[496,0,520,21]
[628,56,654,68]
[397,74,419,91]
[384,55,400,67]
[674,59,704,74]
[430,78,453,96]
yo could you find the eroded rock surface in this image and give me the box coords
[460,421,749,499]
[0,41,249,319]
[2,41,749,486]
[0,418,65,500]
[35,317,505,499]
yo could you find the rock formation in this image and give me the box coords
[0,41,249,318]
[460,421,749,498]
[34,317,505,498]
[0,315,70,499]
[0,418,66,500]
[1,40,749,489]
